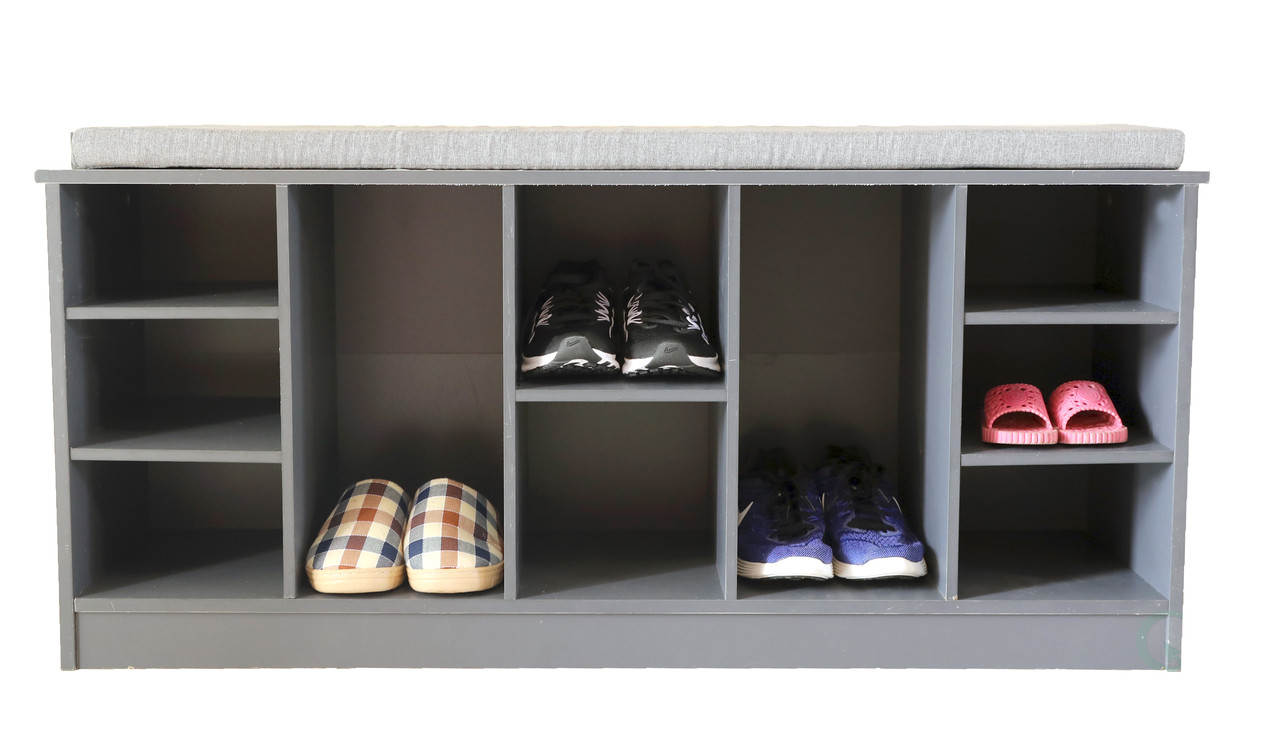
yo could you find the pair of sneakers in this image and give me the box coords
[521,259,721,378]
[737,447,927,581]
[306,478,503,594]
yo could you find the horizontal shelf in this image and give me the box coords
[74,529,282,607]
[959,531,1168,609]
[737,576,944,605]
[66,282,280,320]
[519,531,723,601]
[71,398,282,463]
[960,428,1173,467]
[516,378,727,403]
[964,285,1177,325]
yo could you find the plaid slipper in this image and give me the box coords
[405,478,504,593]
[306,479,409,594]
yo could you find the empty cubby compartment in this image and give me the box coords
[738,185,905,466]
[965,185,1185,314]
[65,319,281,458]
[283,185,506,563]
[957,464,1173,604]
[517,402,723,600]
[59,185,279,310]
[70,460,283,602]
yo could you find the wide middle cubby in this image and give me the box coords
[735,185,948,602]
[285,184,505,599]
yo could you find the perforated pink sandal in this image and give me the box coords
[982,383,1058,445]
[1049,380,1128,444]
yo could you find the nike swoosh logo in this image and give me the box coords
[738,502,752,526]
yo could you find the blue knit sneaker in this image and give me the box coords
[815,446,927,580]
[737,450,833,580]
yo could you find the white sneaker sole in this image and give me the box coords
[833,557,927,580]
[622,354,721,374]
[521,348,618,372]
[737,556,833,580]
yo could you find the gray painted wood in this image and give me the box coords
[69,398,282,463]
[964,285,1177,325]
[42,172,1201,669]
[958,531,1167,603]
[66,283,279,320]
[73,529,283,602]
[46,184,76,669]
[521,403,714,534]
[739,186,903,474]
[280,187,319,596]
[519,532,721,601]
[960,431,1173,466]
[1166,184,1198,671]
[74,612,1170,668]
[502,185,519,600]
[74,592,1168,617]
[36,168,1211,186]
[901,186,965,601]
[716,185,741,599]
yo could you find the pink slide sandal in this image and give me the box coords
[1049,380,1128,444]
[982,383,1058,445]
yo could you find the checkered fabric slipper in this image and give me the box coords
[306,479,409,594]
[406,478,504,593]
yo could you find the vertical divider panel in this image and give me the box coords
[47,184,76,669]
[279,185,337,598]
[900,185,966,600]
[1166,184,1198,671]
[502,185,519,600]
[716,185,741,599]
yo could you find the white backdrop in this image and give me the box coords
[2,1,1272,736]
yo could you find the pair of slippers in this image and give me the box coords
[306,478,503,594]
[982,380,1128,445]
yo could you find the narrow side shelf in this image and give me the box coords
[958,531,1167,610]
[67,282,280,320]
[964,285,1177,325]
[74,529,283,606]
[960,429,1172,466]
[515,378,727,402]
[71,398,282,463]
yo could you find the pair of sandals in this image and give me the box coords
[982,380,1128,445]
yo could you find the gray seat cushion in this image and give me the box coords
[70,125,1184,170]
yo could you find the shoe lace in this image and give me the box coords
[768,479,819,540]
[532,267,610,332]
[753,451,819,540]
[823,447,893,533]
[543,289,601,327]
[627,264,702,331]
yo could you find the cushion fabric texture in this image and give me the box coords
[69,125,1184,170]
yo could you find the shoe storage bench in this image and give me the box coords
[41,157,1204,669]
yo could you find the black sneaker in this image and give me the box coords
[521,261,620,377]
[620,260,721,377]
